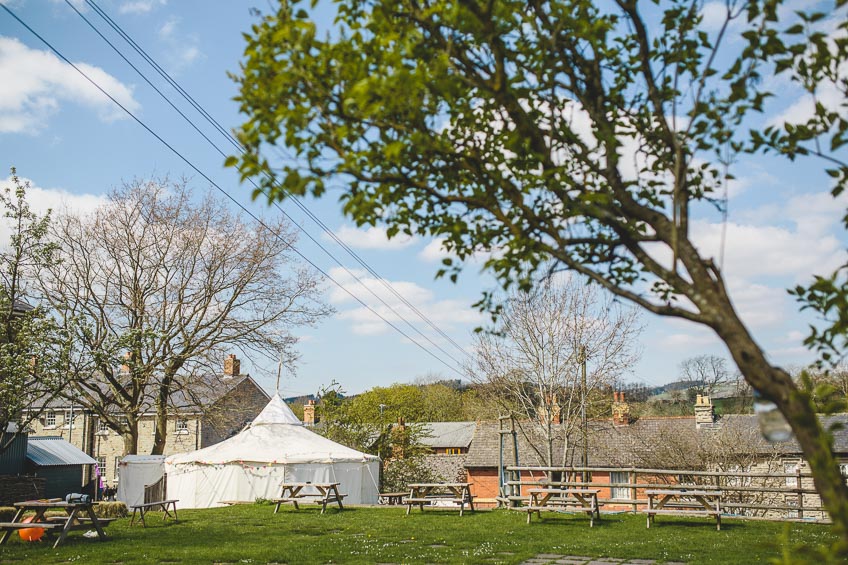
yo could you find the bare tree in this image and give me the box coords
[679,355,730,398]
[468,275,641,467]
[39,178,332,454]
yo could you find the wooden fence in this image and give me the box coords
[143,474,167,504]
[501,465,827,523]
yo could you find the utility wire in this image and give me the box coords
[1,3,465,378]
[69,0,466,371]
[82,0,471,362]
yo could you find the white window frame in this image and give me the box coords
[610,471,629,500]
[95,457,106,477]
[176,418,189,434]
[97,419,109,435]
[44,410,56,428]
[63,410,73,429]
[784,460,801,518]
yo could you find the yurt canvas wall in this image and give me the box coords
[165,395,380,508]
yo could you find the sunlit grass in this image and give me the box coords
[0,504,836,564]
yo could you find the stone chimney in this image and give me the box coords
[612,391,632,426]
[223,354,241,378]
[303,399,316,426]
[694,394,715,428]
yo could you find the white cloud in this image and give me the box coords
[0,37,140,133]
[331,224,417,250]
[326,267,482,337]
[690,190,847,282]
[417,236,501,265]
[0,174,106,243]
[156,17,202,74]
[119,0,166,15]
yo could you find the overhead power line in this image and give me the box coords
[76,0,471,366]
[1,3,465,378]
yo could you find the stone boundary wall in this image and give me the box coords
[0,475,45,505]
[423,454,468,483]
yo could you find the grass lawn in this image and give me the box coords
[0,505,838,564]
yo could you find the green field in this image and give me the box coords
[0,505,838,564]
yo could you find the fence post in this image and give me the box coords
[630,469,637,514]
[796,467,804,519]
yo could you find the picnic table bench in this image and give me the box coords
[0,499,108,548]
[129,499,179,527]
[523,488,601,527]
[645,488,723,530]
[404,483,475,516]
[272,482,346,514]
[379,492,408,505]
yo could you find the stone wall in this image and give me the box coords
[422,454,468,483]
[0,475,45,505]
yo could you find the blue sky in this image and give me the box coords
[0,0,844,397]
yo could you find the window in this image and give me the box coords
[784,460,800,518]
[445,448,462,455]
[176,418,189,433]
[840,463,848,484]
[115,457,121,482]
[63,410,74,428]
[95,457,106,477]
[610,471,629,500]
[97,419,109,434]
[45,411,56,428]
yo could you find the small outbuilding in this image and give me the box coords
[26,436,96,499]
[117,454,166,507]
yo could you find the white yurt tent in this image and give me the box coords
[116,455,166,507]
[164,394,380,508]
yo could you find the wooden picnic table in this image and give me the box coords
[645,488,723,530]
[404,482,475,516]
[0,499,108,549]
[272,482,346,514]
[524,488,601,526]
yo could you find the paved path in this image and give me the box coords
[520,556,685,565]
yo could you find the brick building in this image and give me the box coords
[464,394,848,515]
[26,354,269,486]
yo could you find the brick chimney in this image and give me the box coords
[612,391,632,426]
[303,399,316,426]
[391,417,406,459]
[694,394,715,428]
[539,393,562,425]
[223,354,241,378]
[120,352,132,376]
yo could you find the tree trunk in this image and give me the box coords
[122,428,138,456]
[712,301,848,553]
[151,375,172,456]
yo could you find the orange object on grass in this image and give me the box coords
[18,517,45,542]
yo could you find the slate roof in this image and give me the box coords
[27,436,97,467]
[30,374,264,414]
[465,414,848,468]
[419,422,476,449]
